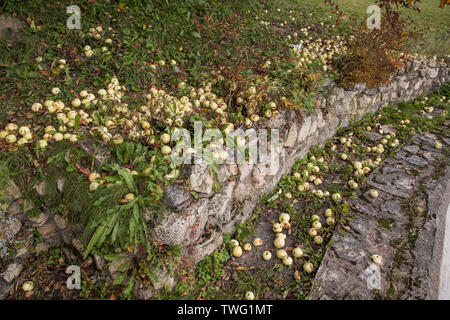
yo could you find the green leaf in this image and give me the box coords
[84,223,106,258]
[149,271,158,284]
[104,254,125,262]
[64,149,71,164]
[117,168,137,193]
[74,114,80,132]
[191,31,201,39]
[124,274,135,297]
[113,272,128,286]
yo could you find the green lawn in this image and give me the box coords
[293,0,450,55]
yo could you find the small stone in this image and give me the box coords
[403,145,420,154]
[0,216,21,237]
[72,238,84,254]
[138,286,156,300]
[14,246,30,258]
[37,223,57,239]
[29,212,49,227]
[34,181,47,196]
[0,278,13,299]
[380,125,397,135]
[163,185,191,209]
[2,180,21,201]
[284,123,298,148]
[109,257,132,280]
[394,175,415,191]
[5,201,21,215]
[77,139,111,168]
[35,242,49,254]
[365,132,382,142]
[61,247,77,262]
[152,269,175,292]
[53,214,67,230]
[189,162,214,195]
[60,229,72,245]
[94,254,105,270]
[380,200,401,216]
[332,236,367,263]
[405,155,428,167]
[1,262,23,283]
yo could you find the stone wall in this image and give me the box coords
[153,57,450,262]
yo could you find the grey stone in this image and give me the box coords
[342,90,358,105]
[153,200,209,245]
[0,278,13,300]
[72,238,84,254]
[373,173,394,185]
[14,246,30,258]
[380,124,397,135]
[35,242,49,254]
[383,166,405,175]
[3,179,21,201]
[417,133,437,145]
[380,200,402,216]
[332,236,367,264]
[29,212,49,227]
[367,181,410,198]
[163,185,191,209]
[34,181,47,196]
[406,155,428,167]
[238,163,254,183]
[77,138,111,167]
[283,122,298,147]
[394,175,415,191]
[412,60,421,71]
[37,223,57,239]
[1,263,23,283]
[108,256,133,281]
[60,229,72,245]
[349,215,372,236]
[94,254,105,270]
[297,117,311,143]
[394,150,407,160]
[5,202,21,216]
[189,162,213,195]
[403,145,420,154]
[138,285,156,300]
[53,214,67,230]
[0,216,21,243]
[152,269,175,292]
[365,132,382,142]
[359,264,382,290]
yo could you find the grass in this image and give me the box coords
[314,0,450,55]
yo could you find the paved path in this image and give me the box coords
[312,127,450,300]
